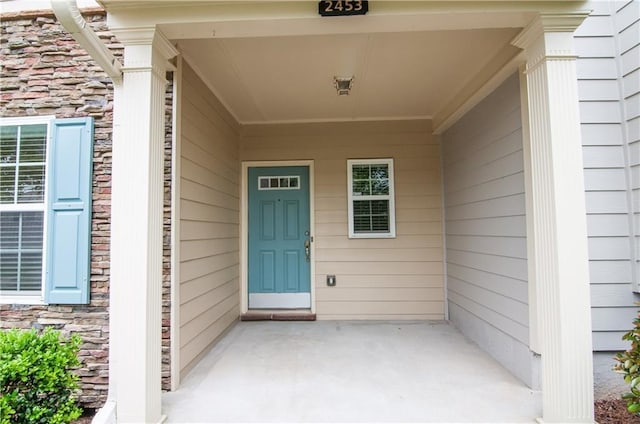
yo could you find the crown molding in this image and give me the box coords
[511,12,590,50]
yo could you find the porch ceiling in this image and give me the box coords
[98,1,586,125]
[176,28,521,124]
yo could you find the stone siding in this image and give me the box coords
[163,78,173,389]
[0,9,173,408]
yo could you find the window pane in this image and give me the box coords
[371,164,389,195]
[354,215,371,233]
[371,215,390,232]
[0,166,16,204]
[0,124,46,205]
[0,212,19,249]
[353,200,371,215]
[352,165,369,180]
[259,175,300,190]
[353,200,375,233]
[353,200,389,233]
[372,200,390,232]
[21,212,44,249]
[19,125,47,163]
[17,165,45,203]
[352,163,389,195]
[20,252,43,290]
[0,126,17,164]
[0,252,18,290]
[371,200,389,214]
[353,180,370,196]
[0,211,43,293]
[371,179,389,195]
[370,165,388,180]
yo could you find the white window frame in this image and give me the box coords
[347,158,396,239]
[0,115,54,305]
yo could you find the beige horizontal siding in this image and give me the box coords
[314,274,443,288]
[179,61,241,375]
[240,120,444,319]
[317,301,443,316]
[179,308,239,374]
[315,287,444,302]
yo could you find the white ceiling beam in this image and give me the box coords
[159,13,529,40]
[101,1,587,39]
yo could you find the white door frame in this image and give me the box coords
[240,160,316,313]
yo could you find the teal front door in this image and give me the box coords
[248,166,311,308]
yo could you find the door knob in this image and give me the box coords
[304,239,311,262]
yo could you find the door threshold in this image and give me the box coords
[241,309,316,321]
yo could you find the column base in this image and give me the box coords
[91,402,167,424]
[92,400,116,424]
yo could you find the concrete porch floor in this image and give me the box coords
[163,321,541,423]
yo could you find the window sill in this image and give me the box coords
[0,295,45,305]
[348,233,396,239]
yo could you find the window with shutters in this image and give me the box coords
[0,117,49,299]
[0,116,93,305]
[347,158,396,238]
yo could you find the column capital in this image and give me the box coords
[112,26,179,62]
[512,12,590,53]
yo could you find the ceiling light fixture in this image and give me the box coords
[334,76,354,96]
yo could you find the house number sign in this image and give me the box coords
[318,0,368,16]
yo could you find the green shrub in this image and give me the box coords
[0,328,83,424]
[615,308,640,415]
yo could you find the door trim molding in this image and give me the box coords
[241,160,315,314]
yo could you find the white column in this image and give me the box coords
[513,14,594,423]
[109,28,177,423]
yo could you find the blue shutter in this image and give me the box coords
[44,117,94,304]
